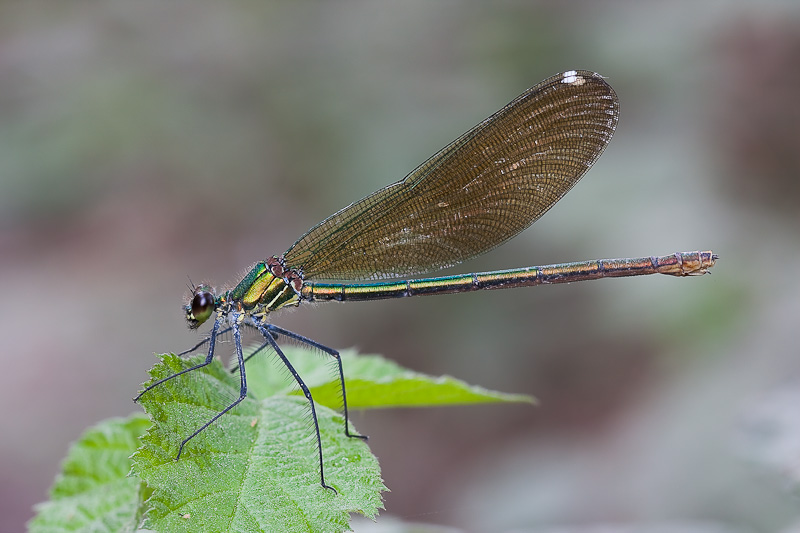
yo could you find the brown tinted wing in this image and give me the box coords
[283,70,619,281]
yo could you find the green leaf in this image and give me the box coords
[29,413,152,533]
[245,347,536,409]
[32,347,529,532]
[131,353,385,533]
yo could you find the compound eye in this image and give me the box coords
[189,289,215,327]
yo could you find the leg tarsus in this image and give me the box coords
[134,319,223,403]
[347,429,368,441]
[172,319,248,459]
[255,320,332,491]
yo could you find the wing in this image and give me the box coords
[283,70,619,281]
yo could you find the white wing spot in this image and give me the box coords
[562,70,585,86]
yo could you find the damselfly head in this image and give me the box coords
[185,284,216,329]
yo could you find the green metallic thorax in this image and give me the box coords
[228,261,300,314]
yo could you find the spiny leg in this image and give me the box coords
[253,320,337,492]
[176,317,249,460]
[134,318,223,403]
[177,322,254,359]
[230,341,269,374]
[265,324,367,442]
[176,326,232,357]
[229,325,279,373]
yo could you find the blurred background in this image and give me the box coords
[2,1,799,531]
